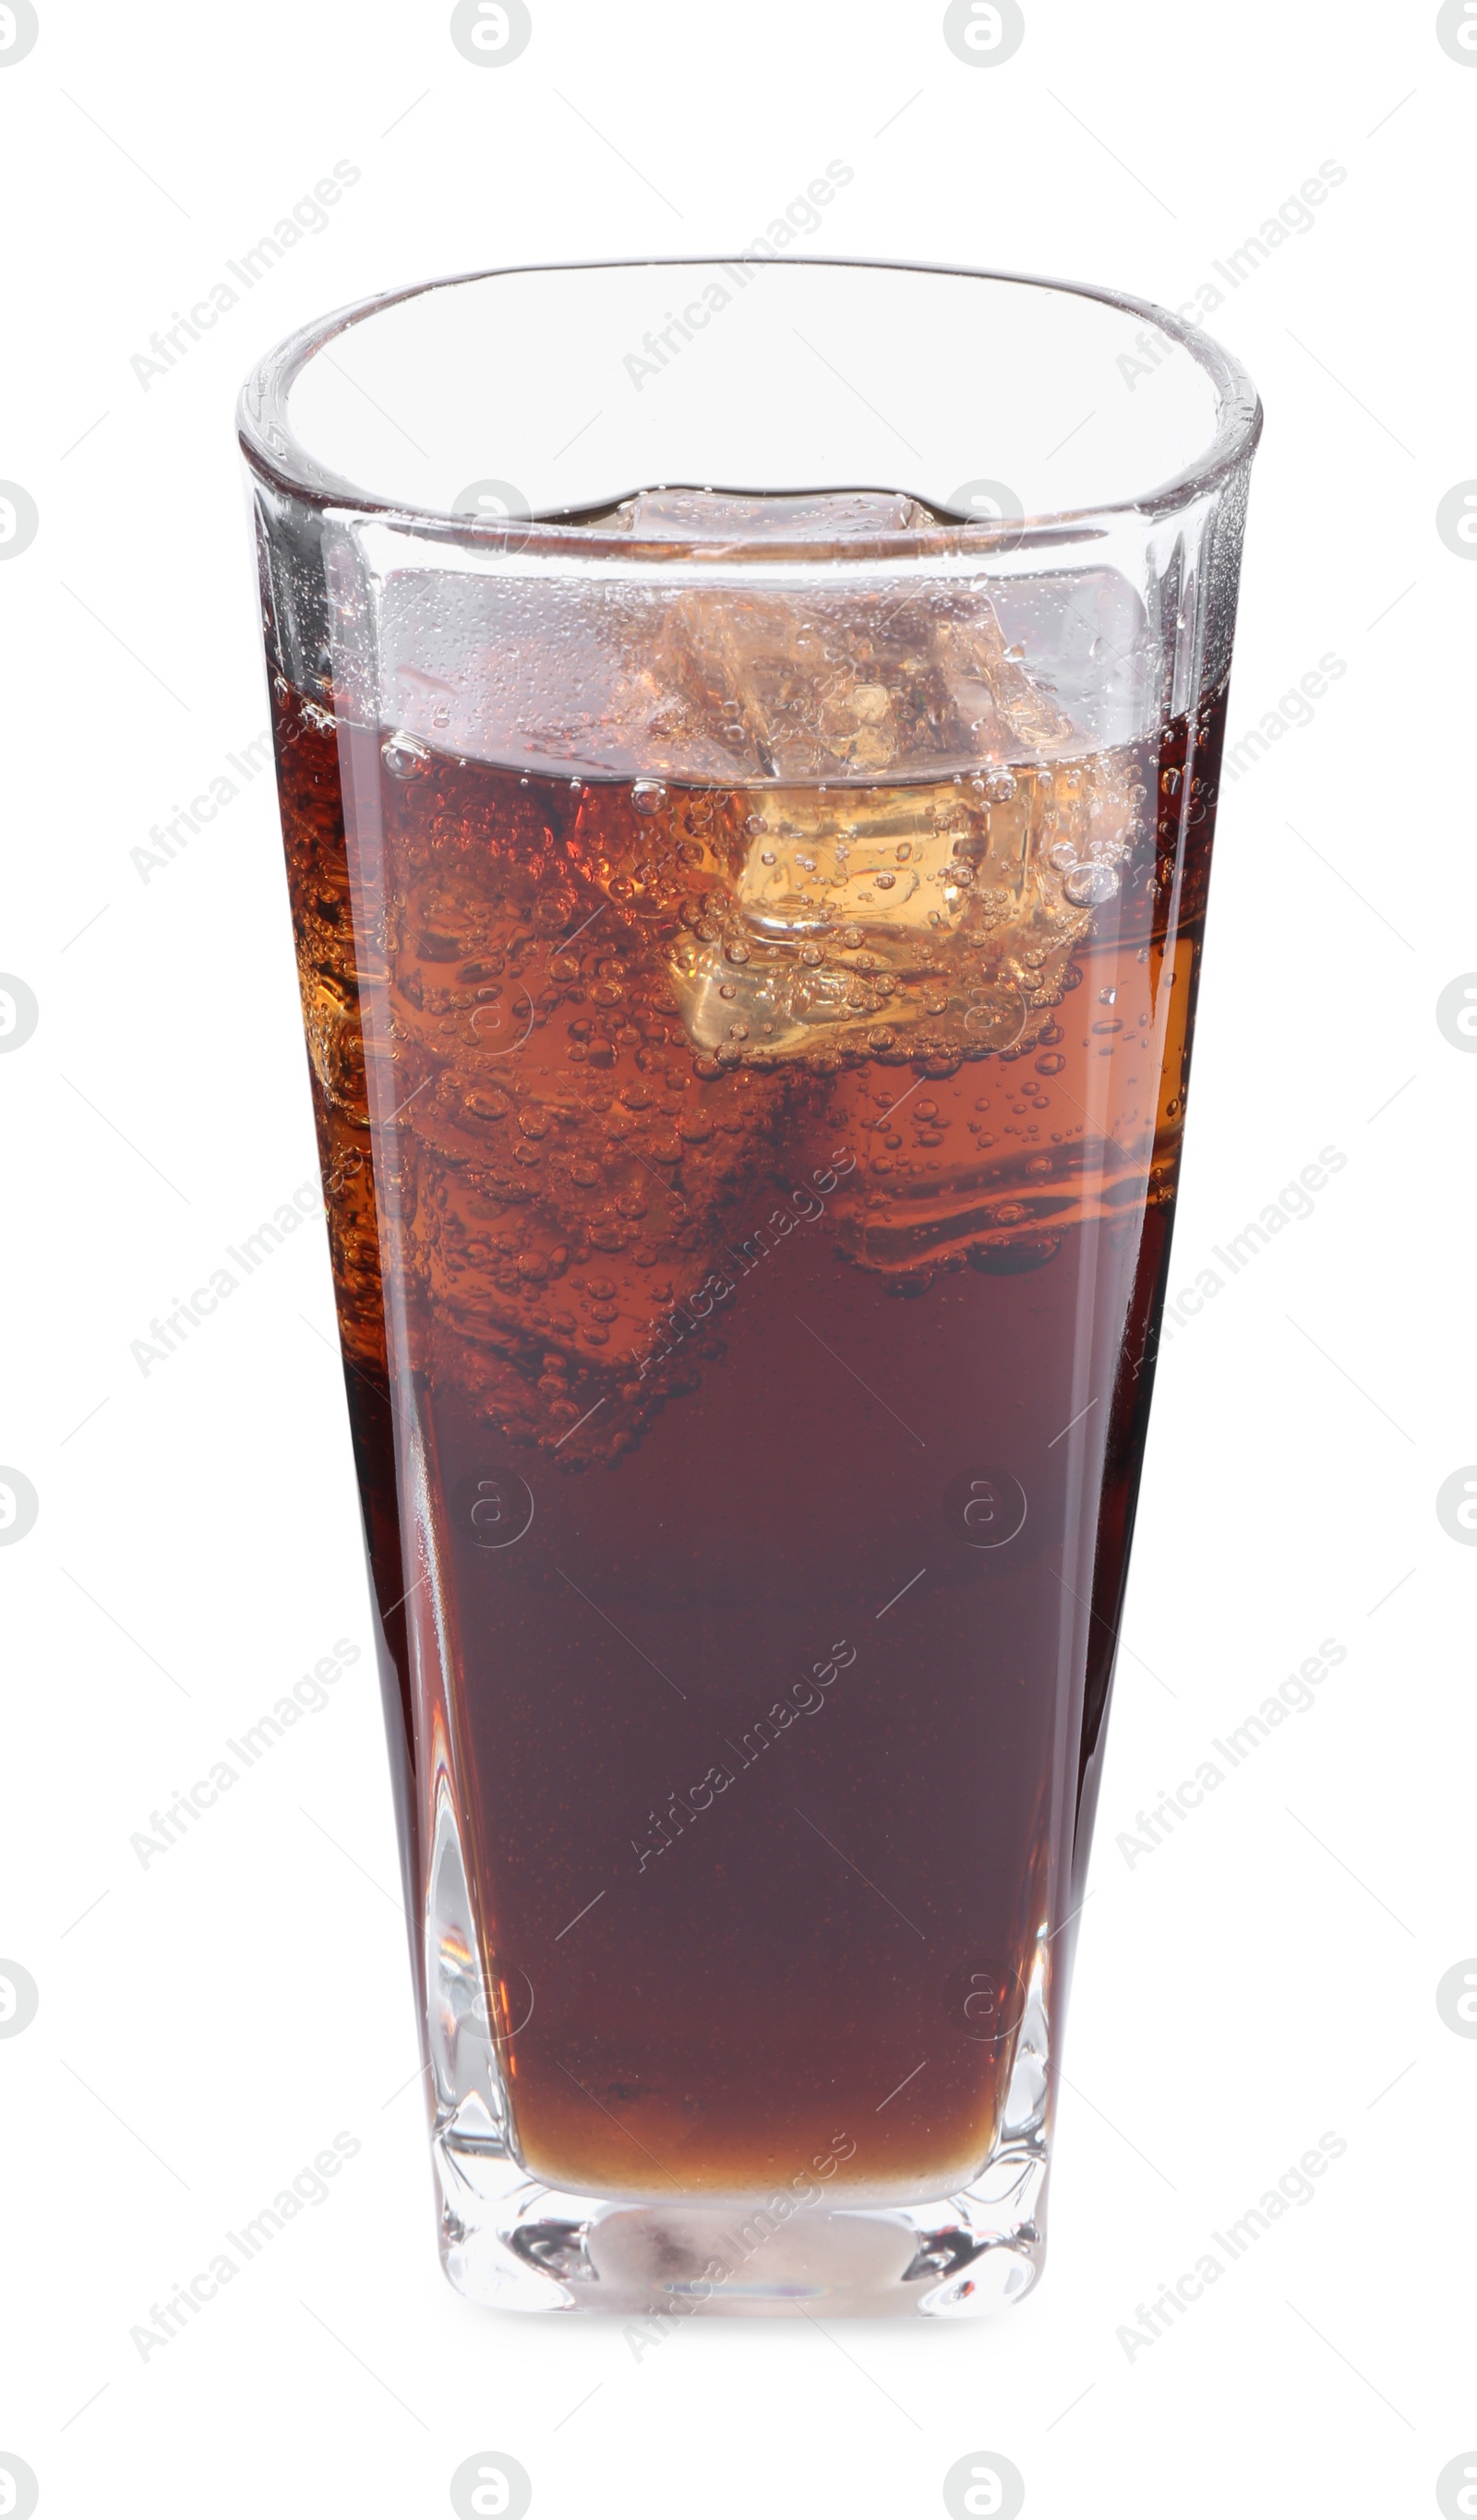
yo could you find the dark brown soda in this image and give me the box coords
[273,675,1225,2200]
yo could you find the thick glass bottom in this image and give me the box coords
[420,1760,1054,2318]
[430,1945,1051,2318]
[436,2142,1048,2321]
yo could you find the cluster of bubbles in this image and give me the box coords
[277,662,1216,1470]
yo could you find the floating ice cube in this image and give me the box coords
[666,773,1098,1063]
[371,496,1124,782]
[647,573,1082,786]
[620,486,927,541]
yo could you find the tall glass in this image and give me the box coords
[239,260,1258,2319]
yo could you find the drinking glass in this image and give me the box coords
[238,258,1258,2318]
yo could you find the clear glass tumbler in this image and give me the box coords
[239,258,1258,2319]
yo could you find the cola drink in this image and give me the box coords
[272,599,1225,2205]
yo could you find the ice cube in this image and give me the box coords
[378,494,1108,785]
[645,575,1083,787]
[621,487,927,541]
[932,609,1078,759]
[666,774,1095,1063]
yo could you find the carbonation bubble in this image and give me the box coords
[632,781,666,815]
[983,769,1016,803]
[382,731,431,780]
[1064,864,1120,906]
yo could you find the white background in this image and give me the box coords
[1,4,1472,2515]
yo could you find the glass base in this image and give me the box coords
[424,1761,1052,2316]
[434,2125,1047,2319]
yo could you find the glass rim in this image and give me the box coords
[237,253,1263,562]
